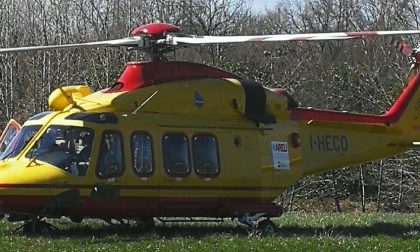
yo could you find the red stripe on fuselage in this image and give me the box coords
[0,183,286,191]
[0,195,283,218]
[0,184,285,217]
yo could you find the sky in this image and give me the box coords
[250,0,278,13]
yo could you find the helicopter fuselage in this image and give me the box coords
[0,60,418,220]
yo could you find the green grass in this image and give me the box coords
[0,213,419,251]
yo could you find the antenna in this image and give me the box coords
[132,91,159,114]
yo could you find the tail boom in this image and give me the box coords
[290,73,420,127]
[288,70,420,176]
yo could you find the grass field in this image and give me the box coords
[0,213,419,251]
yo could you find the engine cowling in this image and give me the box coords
[48,85,92,111]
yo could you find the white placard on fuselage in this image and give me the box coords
[271,141,290,170]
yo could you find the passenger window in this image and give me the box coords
[131,133,153,176]
[97,132,124,178]
[192,135,220,176]
[163,134,190,176]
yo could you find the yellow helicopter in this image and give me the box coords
[0,23,419,235]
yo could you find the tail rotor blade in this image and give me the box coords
[393,39,413,56]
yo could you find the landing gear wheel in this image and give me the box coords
[70,216,84,223]
[257,219,276,236]
[135,217,155,229]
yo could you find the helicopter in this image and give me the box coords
[0,22,419,235]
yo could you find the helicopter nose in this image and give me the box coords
[0,163,47,215]
[0,157,84,217]
[0,161,8,169]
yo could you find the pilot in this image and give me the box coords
[37,128,58,155]
[74,131,93,176]
[78,131,93,162]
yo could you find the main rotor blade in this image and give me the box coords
[0,37,144,53]
[2,29,419,53]
[170,30,420,45]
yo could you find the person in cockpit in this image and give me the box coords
[36,128,59,156]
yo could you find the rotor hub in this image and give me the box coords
[129,23,181,61]
[130,23,180,39]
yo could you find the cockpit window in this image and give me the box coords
[0,125,41,160]
[25,125,94,177]
[28,111,52,121]
[0,122,20,156]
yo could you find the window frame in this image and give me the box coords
[96,130,125,179]
[162,133,191,177]
[131,131,154,177]
[192,133,221,178]
[1,124,41,160]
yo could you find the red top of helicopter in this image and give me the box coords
[104,61,241,93]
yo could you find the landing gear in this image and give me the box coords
[238,213,276,235]
[70,216,84,223]
[101,217,155,229]
[102,217,130,226]
[135,217,155,229]
[256,219,276,235]
[15,218,57,235]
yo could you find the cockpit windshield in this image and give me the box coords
[0,125,41,160]
[26,125,94,176]
[0,123,20,156]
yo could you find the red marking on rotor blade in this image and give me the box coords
[248,36,270,41]
[346,31,377,37]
